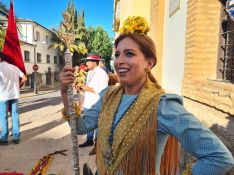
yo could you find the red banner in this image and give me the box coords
[2,0,26,74]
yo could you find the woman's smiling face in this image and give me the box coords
[114,37,153,88]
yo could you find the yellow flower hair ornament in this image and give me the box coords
[119,16,150,35]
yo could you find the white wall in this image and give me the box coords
[18,23,33,43]
[162,0,187,95]
[119,0,151,24]
[18,21,59,75]
[34,25,59,74]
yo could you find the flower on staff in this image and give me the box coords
[74,67,87,87]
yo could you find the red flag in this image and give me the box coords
[2,0,26,74]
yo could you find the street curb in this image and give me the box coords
[20,90,59,99]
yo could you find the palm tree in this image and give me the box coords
[0,0,8,17]
[50,0,87,56]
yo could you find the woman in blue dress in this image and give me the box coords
[60,16,234,175]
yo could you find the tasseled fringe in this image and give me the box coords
[118,110,157,175]
[96,89,180,175]
[96,141,108,175]
[97,125,180,175]
[96,104,157,175]
[160,136,180,175]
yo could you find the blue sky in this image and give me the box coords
[2,0,114,37]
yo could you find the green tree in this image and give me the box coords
[0,0,8,50]
[0,26,5,50]
[0,0,8,17]
[87,25,113,69]
[86,26,95,51]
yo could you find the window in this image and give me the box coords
[46,35,49,44]
[218,0,234,82]
[36,31,40,41]
[54,56,57,64]
[37,53,41,63]
[18,25,26,42]
[46,55,50,63]
[24,50,30,62]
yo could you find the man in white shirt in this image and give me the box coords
[0,52,27,145]
[79,53,109,150]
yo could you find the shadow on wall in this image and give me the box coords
[179,114,234,174]
[210,115,234,156]
[210,115,234,175]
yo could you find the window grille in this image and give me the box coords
[218,0,234,82]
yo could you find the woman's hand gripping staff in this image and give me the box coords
[60,49,81,175]
[60,66,81,120]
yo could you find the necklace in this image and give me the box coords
[108,95,138,145]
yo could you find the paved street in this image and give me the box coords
[0,90,96,175]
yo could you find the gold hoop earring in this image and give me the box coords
[145,68,150,73]
[145,68,150,88]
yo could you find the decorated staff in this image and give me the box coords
[64,49,80,175]
[55,7,87,175]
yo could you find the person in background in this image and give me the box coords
[107,71,119,86]
[0,52,27,145]
[60,16,234,175]
[98,59,108,73]
[78,53,109,152]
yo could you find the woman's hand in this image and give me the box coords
[59,66,75,94]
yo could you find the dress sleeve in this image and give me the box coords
[157,94,234,175]
[75,88,108,134]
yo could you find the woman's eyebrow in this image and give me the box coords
[123,49,136,53]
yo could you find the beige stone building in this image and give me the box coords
[113,0,234,168]
[1,17,60,89]
[17,19,60,89]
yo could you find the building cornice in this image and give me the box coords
[0,16,54,34]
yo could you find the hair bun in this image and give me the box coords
[119,16,150,35]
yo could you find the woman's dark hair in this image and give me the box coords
[114,34,157,83]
